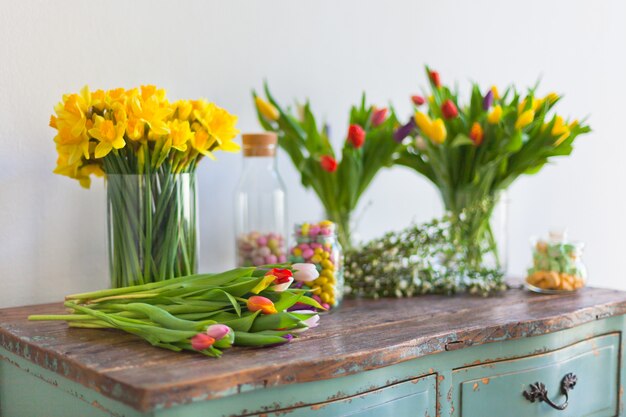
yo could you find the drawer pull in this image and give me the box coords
[523,373,578,410]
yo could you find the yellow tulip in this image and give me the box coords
[545,92,559,104]
[430,119,447,144]
[487,105,502,124]
[515,110,535,130]
[552,116,571,146]
[491,86,500,100]
[414,111,433,136]
[255,96,280,121]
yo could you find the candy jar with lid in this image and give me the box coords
[235,133,287,266]
[289,221,344,310]
[525,230,587,293]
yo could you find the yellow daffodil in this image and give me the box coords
[487,105,503,124]
[191,128,216,159]
[174,100,193,120]
[89,115,126,158]
[126,117,145,141]
[130,87,172,135]
[515,110,535,130]
[255,96,279,121]
[168,119,193,152]
[430,118,447,144]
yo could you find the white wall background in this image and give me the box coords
[1,0,625,307]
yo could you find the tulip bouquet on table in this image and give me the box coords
[396,67,591,271]
[253,84,403,250]
[29,264,323,357]
[50,86,240,287]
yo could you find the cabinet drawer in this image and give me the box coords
[453,333,619,417]
[254,374,436,417]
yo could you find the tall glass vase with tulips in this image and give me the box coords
[397,67,591,271]
[253,84,403,250]
[50,86,240,287]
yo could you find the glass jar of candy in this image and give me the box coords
[235,133,288,267]
[525,231,587,293]
[290,221,344,309]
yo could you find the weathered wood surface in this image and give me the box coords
[1,287,626,412]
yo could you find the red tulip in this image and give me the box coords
[411,95,425,106]
[320,155,338,172]
[429,70,441,88]
[191,333,215,350]
[347,124,365,148]
[441,100,458,119]
[371,108,388,127]
[266,268,292,281]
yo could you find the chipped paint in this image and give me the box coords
[472,382,479,391]
[481,377,490,385]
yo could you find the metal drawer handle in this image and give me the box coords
[523,373,577,411]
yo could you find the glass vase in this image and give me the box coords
[106,173,198,287]
[446,191,508,273]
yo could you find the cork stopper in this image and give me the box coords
[242,133,277,157]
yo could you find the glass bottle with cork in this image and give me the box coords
[235,133,288,267]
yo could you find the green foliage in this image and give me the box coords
[253,84,403,249]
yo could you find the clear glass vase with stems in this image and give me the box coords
[444,191,508,273]
[106,172,198,288]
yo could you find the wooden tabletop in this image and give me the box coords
[2,287,626,412]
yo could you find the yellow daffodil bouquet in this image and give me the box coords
[50,85,240,287]
[253,84,403,250]
[397,67,590,271]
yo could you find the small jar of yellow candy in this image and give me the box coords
[289,221,344,310]
[525,231,587,293]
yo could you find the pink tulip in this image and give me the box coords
[206,324,230,341]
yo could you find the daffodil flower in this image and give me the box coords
[88,116,126,158]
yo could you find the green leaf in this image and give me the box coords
[449,134,474,148]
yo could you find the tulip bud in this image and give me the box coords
[483,90,494,110]
[292,263,319,282]
[515,110,535,130]
[491,85,500,100]
[347,124,365,148]
[469,122,484,146]
[393,118,415,143]
[247,295,278,314]
[206,324,230,341]
[429,70,441,88]
[441,100,458,119]
[414,112,433,136]
[552,116,571,146]
[487,106,502,124]
[430,119,447,144]
[371,108,388,127]
[191,333,215,350]
[320,155,338,173]
[255,96,279,121]
[411,95,426,106]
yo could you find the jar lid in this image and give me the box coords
[242,132,277,157]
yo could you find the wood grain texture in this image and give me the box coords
[2,287,626,412]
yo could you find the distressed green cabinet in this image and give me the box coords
[2,287,626,416]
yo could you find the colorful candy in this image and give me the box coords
[289,221,343,309]
[237,231,287,267]
[526,232,587,292]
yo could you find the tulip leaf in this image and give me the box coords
[222,311,260,332]
[249,312,302,332]
[450,134,474,148]
[234,331,288,347]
